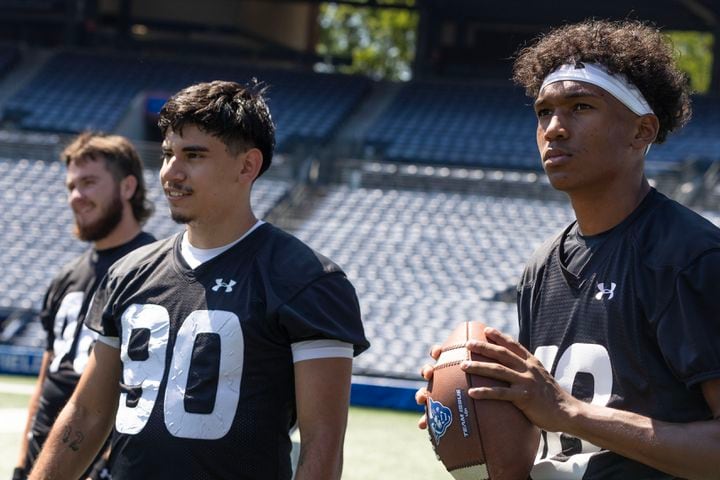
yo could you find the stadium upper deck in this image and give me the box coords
[1,49,719,170]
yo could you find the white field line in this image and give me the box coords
[0,408,27,433]
[0,382,34,395]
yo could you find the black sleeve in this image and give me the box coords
[85,273,120,338]
[655,250,720,387]
[39,281,58,351]
[517,282,532,350]
[517,260,545,350]
[277,273,370,356]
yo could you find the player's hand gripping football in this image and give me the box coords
[461,327,579,433]
[416,327,581,434]
[415,344,442,429]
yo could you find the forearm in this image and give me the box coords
[293,357,352,480]
[28,397,114,480]
[568,401,720,479]
[293,435,343,480]
[17,352,52,467]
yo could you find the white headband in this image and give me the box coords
[540,62,654,116]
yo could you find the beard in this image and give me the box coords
[164,182,194,225]
[170,210,193,224]
[73,189,124,242]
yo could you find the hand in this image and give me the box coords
[86,462,111,480]
[415,345,442,430]
[462,327,580,433]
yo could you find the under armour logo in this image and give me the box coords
[212,278,237,293]
[595,282,616,300]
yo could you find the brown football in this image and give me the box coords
[425,321,540,479]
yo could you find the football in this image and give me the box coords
[425,321,540,479]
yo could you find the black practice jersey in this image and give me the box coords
[86,223,369,480]
[33,232,156,439]
[518,189,720,479]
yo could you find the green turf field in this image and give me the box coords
[0,375,449,479]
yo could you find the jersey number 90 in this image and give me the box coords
[116,304,244,440]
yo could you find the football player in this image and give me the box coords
[29,80,369,480]
[418,19,720,479]
[15,132,156,480]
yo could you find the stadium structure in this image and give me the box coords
[0,0,719,411]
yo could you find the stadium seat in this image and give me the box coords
[287,185,574,379]
[2,52,370,151]
[0,156,292,314]
[365,82,720,170]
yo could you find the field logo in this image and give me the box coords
[428,398,453,444]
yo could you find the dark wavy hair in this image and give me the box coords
[63,132,153,224]
[513,19,692,143]
[158,80,276,178]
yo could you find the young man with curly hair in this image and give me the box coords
[29,81,369,480]
[419,19,720,479]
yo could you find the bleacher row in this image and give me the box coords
[0,154,568,379]
[290,186,575,378]
[2,51,370,150]
[1,49,720,168]
[3,156,720,380]
[0,156,291,312]
[4,154,720,381]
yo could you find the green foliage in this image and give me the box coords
[316,1,418,81]
[668,31,714,94]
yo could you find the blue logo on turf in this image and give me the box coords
[428,398,453,443]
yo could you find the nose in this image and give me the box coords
[160,155,186,184]
[68,187,85,206]
[542,113,569,142]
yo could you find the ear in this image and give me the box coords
[631,114,659,152]
[238,148,264,183]
[120,175,138,201]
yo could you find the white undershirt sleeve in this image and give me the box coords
[96,335,120,349]
[291,339,354,363]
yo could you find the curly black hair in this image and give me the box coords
[158,79,276,177]
[513,19,692,143]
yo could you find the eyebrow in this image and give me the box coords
[66,174,98,187]
[535,89,603,107]
[161,144,210,152]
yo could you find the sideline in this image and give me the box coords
[0,382,34,395]
[0,408,27,432]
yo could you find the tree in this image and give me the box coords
[316,1,418,81]
[668,31,713,94]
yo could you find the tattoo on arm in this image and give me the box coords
[61,425,85,452]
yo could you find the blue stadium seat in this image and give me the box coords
[366,82,720,169]
[0,156,292,312]
[3,52,370,151]
[287,185,575,378]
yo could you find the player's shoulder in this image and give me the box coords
[132,231,157,247]
[633,189,720,267]
[50,248,94,282]
[107,234,177,278]
[258,223,343,278]
[519,225,566,288]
